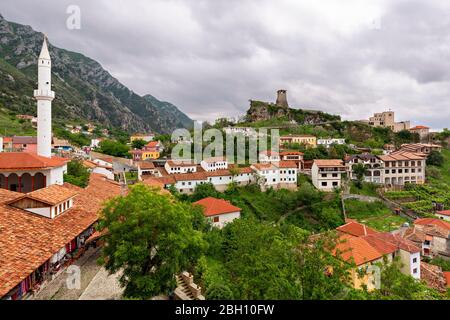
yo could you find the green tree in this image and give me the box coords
[352,163,368,188]
[97,184,208,299]
[190,182,221,202]
[426,150,444,167]
[63,160,90,188]
[131,138,147,150]
[98,139,130,157]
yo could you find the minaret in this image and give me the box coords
[34,35,55,158]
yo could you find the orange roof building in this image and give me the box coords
[0,174,122,299]
[193,197,241,228]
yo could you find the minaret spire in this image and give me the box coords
[34,35,55,158]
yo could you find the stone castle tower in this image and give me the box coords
[34,36,55,158]
[275,89,289,108]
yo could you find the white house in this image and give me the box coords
[311,159,346,191]
[193,197,241,229]
[200,156,228,172]
[436,210,450,222]
[165,160,197,174]
[317,138,346,148]
[259,150,280,163]
[345,153,384,184]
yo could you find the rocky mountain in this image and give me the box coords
[245,92,341,125]
[0,14,193,134]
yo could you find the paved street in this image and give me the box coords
[32,246,123,300]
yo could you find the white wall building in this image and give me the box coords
[200,157,228,172]
[311,159,346,191]
[345,154,384,184]
[193,197,241,229]
[165,160,197,174]
[259,150,280,163]
[317,138,346,148]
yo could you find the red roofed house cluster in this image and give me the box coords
[334,219,421,291]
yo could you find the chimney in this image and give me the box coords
[276,89,289,108]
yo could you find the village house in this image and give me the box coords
[193,197,241,229]
[11,136,38,153]
[279,151,304,170]
[317,138,346,148]
[223,126,262,138]
[400,218,450,259]
[379,150,427,185]
[334,220,421,290]
[367,111,410,132]
[200,156,228,172]
[136,161,157,179]
[399,143,442,155]
[280,134,317,148]
[129,141,162,161]
[311,159,346,191]
[409,126,430,141]
[164,160,198,174]
[345,153,384,184]
[130,133,155,143]
[259,150,280,163]
[436,210,450,222]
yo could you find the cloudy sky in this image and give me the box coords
[1,0,450,129]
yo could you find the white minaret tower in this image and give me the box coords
[34,35,55,158]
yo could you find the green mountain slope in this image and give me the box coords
[0,14,193,134]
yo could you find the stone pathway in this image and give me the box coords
[79,268,123,300]
[32,246,121,300]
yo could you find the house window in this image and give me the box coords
[413,258,417,263]
[413,268,418,274]
[332,173,338,177]
[332,181,338,186]
[321,174,327,178]
[321,182,327,186]
[213,216,219,223]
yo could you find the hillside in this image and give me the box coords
[0,14,193,134]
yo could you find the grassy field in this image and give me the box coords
[349,182,380,197]
[0,108,36,136]
[345,199,409,232]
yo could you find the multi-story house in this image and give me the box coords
[368,111,410,132]
[379,150,427,185]
[334,220,421,291]
[345,153,384,184]
[401,218,450,259]
[399,143,442,155]
[311,159,346,191]
[280,134,317,149]
[409,126,430,142]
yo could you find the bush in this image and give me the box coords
[206,283,234,300]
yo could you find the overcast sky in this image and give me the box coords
[1,0,450,129]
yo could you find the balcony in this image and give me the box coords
[34,89,55,99]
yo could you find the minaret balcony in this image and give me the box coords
[34,89,55,100]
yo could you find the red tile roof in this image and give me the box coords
[336,219,379,237]
[0,153,68,171]
[437,210,450,217]
[193,197,241,217]
[313,159,345,167]
[379,150,427,161]
[333,235,382,266]
[414,218,450,231]
[7,184,78,206]
[0,174,122,297]
[275,161,298,168]
[410,126,430,130]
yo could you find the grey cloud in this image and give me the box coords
[1,0,449,129]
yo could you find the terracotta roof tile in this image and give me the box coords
[9,185,79,206]
[193,197,241,217]
[313,159,345,167]
[0,173,122,297]
[333,236,382,266]
[336,220,379,237]
[0,153,68,171]
[436,210,450,217]
[414,218,450,231]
